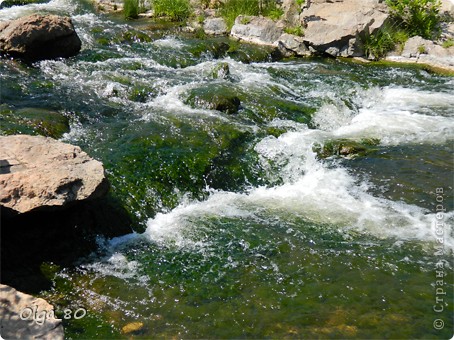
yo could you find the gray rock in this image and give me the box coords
[0,135,109,215]
[386,36,454,72]
[402,36,453,58]
[277,33,310,56]
[231,15,283,46]
[0,284,64,340]
[301,0,389,57]
[203,17,228,35]
[440,0,454,18]
[0,14,81,62]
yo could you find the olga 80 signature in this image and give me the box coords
[20,305,87,325]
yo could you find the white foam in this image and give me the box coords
[142,84,454,252]
[313,86,454,145]
[153,37,186,49]
[0,0,78,21]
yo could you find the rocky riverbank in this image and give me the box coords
[89,0,454,73]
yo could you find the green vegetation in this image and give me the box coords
[284,26,304,36]
[0,106,70,139]
[266,6,284,20]
[219,0,283,28]
[442,38,454,48]
[295,0,305,5]
[123,0,139,19]
[417,44,427,53]
[385,0,441,39]
[152,0,192,21]
[363,24,408,59]
[364,0,441,59]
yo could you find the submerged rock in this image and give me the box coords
[185,86,241,114]
[0,135,108,215]
[314,139,380,159]
[301,0,389,57]
[0,14,82,62]
[211,62,230,79]
[122,322,144,334]
[0,106,70,139]
[0,284,64,340]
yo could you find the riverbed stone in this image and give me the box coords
[0,14,82,62]
[0,135,109,215]
[184,86,241,114]
[203,17,228,35]
[0,284,64,340]
[301,0,389,57]
[231,15,283,46]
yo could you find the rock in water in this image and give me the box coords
[0,14,82,62]
[0,135,109,215]
[0,284,64,340]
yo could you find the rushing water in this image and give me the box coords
[1,0,453,338]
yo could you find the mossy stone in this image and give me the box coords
[314,138,380,159]
[211,62,230,79]
[120,30,152,43]
[0,106,70,139]
[184,86,241,114]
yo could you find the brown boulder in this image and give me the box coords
[0,135,109,215]
[0,14,81,62]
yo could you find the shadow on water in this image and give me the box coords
[0,195,132,294]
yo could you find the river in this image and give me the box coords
[1,0,453,338]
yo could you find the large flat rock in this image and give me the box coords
[301,0,389,57]
[231,15,283,46]
[0,135,109,214]
[0,284,64,339]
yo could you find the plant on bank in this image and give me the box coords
[152,0,192,21]
[364,0,441,59]
[363,24,408,59]
[284,26,304,36]
[123,0,149,19]
[123,0,139,19]
[385,0,442,39]
[220,0,283,28]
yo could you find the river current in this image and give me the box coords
[1,0,453,338]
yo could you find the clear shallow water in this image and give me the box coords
[1,0,453,338]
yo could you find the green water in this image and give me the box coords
[1,0,453,338]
